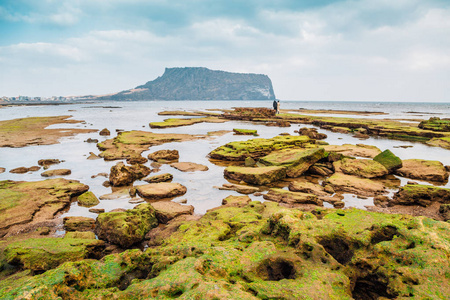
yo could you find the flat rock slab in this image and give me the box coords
[288,180,329,196]
[63,216,96,232]
[259,148,325,177]
[224,166,286,185]
[323,144,381,158]
[333,158,388,178]
[41,169,71,177]
[324,173,386,197]
[395,159,449,182]
[99,189,131,200]
[150,201,194,224]
[143,173,173,183]
[170,162,209,172]
[263,188,322,206]
[216,183,260,194]
[148,149,179,161]
[136,182,187,199]
[222,195,252,207]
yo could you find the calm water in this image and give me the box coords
[0,100,449,218]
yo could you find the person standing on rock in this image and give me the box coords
[276,100,280,114]
[273,100,277,112]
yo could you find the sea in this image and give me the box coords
[1,100,449,220]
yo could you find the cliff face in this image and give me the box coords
[105,67,276,100]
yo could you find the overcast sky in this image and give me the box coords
[1,0,449,102]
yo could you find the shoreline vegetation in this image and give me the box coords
[1,106,449,299]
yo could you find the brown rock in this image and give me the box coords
[87,152,100,160]
[136,182,187,199]
[143,173,173,183]
[170,162,208,172]
[63,216,95,232]
[324,173,386,197]
[38,159,62,167]
[309,165,333,176]
[85,138,98,143]
[373,195,390,207]
[395,159,449,182]
[150,201,194,224]
[439,204,450,221]
[9,167,30,174]
[109,162,150,186]
[28,166,41,172]
[99,128,110,136]
[263,188,322,206]
[221,195,252,207]
[298,127,327,140]
[288,180,328,196]
[391,184,450,207]
[89,208,105,214]
[148,149,179,162]
[216,183,260,194]
[333,158,388,178]
[224,166,286,185]
[126,156,148,164]
[0,167,5,174]
[41,169,71,177]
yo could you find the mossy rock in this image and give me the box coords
[3,204,450,299]
[373,149,402,173]
[259,148,325,177]
[149,117,225,129]
[77,191,99,207]
[263,188,322,206]
[233,128,258,136]
[4,237,104,272]
[224,166,286,185]
[426,136,450,150]
[324,173,385,197]
[209,135,311,161]
[94,203,158,248]
[418,117,450,132]
[334,158,388,178]
[392,184,450,207]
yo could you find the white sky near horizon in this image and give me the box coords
[0,0,449,102]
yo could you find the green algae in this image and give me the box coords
[77,191,100,207]
[373,149,402,173]
[233,128,258,136]
[418,117,450,132]
[1,203,450,299]
[149,117,225,129]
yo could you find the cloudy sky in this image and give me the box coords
[1,0,449,101]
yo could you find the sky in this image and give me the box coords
[0,0,449,102]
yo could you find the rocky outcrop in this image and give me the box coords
[109,162,151,186]
[395,159,448,182]
[259,148,325,178]
[150,201,194,224]
[391,184,450,207]
[224,166,286,185]
[333,158,388,178]
[263,189,322,206]
[418,117,450,132]
[94,203,158,248]
[136,182,187,199]
[104,67,276,101]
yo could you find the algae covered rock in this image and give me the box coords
[143,173,173,183]
[334,158,388,178]
[77,191,99,207]
[221,195,252,207]
[136,182,187,199]
[373,149,402,173]
[4,237,104,272]
[63,216,95,232]
[0,179,89,237]
[391,184,450,207]
[224,166,286,185]
[418,117,450,132]
[94,203,158,248]
[148,149,179,162]
[216,183,260,194]
[209,135,311,161]
[233,128,258,135]
[288,180,329,196]
[150,201,194,224]
[109,162,150,186]
[323,144,381,158]
[395,159,449,182]
[263,188,322,206]
[259,147,325,177]
[40,168,71,177]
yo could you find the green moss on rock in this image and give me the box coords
[392,184,450,207]
[373,149,402,173]
[77,191,99,207]
[224,166,286,185]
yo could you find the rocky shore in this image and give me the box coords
[0,107,449,299]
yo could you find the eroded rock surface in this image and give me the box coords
[136,182,187,199]
[395,159,449,182]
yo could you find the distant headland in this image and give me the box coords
[98,67,276,101]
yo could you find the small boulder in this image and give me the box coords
[9,167,29,174]
[224,166,286,185]
[99,128,110,136]
[0,167,5,173]
[245,157,256,167]
[395,159,449,182]
[109,162,151,186]
[148,149,179,162]
[150,201,194,224]
[222,195,252,207]
[143,173,173,183]
[324,173,385,197]
[64,231,96,239]
[94,203,158,248]
[89,208,105,214]
[334,158,388,178]
[233,128,258,135]
[38,159,62,167]
[63,216,96,232]
[216,183,260,194]
[85,138,98,143]
[87,152,100,160]
[263,188,322,206]
[288,180,328,196]
[77,191,100,207]
[373,149,402,173]
[41,169,71,177]
[298,127,327,140]
[136,182,187,199]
